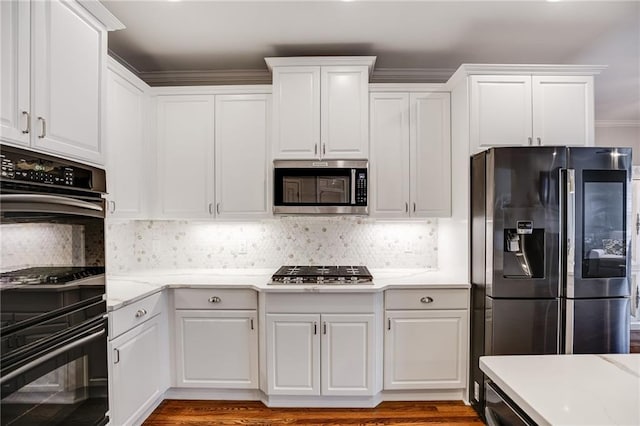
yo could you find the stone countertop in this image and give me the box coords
[107,268,469,311]
[480,354,640,426]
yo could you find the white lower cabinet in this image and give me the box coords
[266,312,375,396]
[109,293,167,426]
[172,288,259,389]
[174,310,258,388]
[384,289,468,390]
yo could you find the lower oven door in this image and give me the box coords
[1,316,109,426]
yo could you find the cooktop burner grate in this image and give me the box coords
[271,265,373,285]
[0,266,105,289]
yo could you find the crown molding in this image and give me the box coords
[265,56,377,75]
[369,83,448,92]
[371,68,455,84]
[150,85,272,96]
[77,0,125,31]
[595,120,640,128]
[138,69,272,86]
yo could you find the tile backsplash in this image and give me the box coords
[106,217,438,273]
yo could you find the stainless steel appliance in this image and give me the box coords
[270,265,373,285]
[273,160,368,214]
[470,146,632,418]
[0,145,108,425]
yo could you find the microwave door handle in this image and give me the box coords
[351,169,356,205]
[0,194,103,212]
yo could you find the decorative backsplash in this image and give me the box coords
[106,217,439,273]
[0,223,97,272]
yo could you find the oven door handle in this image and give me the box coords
[0,194,103,212]
[0,328,106,385]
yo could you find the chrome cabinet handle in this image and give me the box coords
[37,117,46,138]
[413,202,416,213]
[216,203,220,214]
[537,137,542,146]
[110,200,116,214]
[313,321,317,335]
[208,296,222,303]
[528,137,533,146]
[420,296,434,304]
[314,144,318,155]
[113,348,120,364]
[135,308,147,318]
[21,111,30,134]
[405,202,408,213]
[323,322,327,335]
[388,318,391,330]
[322,143,326,155]
[636,213,639,236]
[250,318,254,330]
[208,203,213,215]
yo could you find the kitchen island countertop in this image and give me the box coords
[107,268,469,310]
[480,354,640,426]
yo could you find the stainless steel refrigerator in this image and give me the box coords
[470,146,632,417]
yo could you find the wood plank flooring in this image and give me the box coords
[143,400,484,425]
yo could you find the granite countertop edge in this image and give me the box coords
[107,268,470,311]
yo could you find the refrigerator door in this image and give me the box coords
[568,147,632,298]
[489,147,566,299]
[487,297,560,355]
[567,297,630,353]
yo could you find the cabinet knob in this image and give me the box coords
[420,296,434,304]
[135,308,147,318]
[208,296,222,303]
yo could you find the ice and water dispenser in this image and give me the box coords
[503,220,545,278]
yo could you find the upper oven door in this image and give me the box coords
[0,193,105,220]
[273,160,368,214]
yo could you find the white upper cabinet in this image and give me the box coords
[215,94,271,219]
[370,90,451,218]
[0,0,30,147]
[1,0,110,165]
[105,61,149,218]
[467,68,599,153]
[267,57,375,160]
[156,95,215,219]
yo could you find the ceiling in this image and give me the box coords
[102,0,640,122]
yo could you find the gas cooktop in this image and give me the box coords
[0,266,105,290]
[271,265,373,285]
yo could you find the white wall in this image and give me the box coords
[595,123,640,165]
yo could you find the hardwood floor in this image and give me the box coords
[143,400,484,425]
[632,330,640,353]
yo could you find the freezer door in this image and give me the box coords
[488,147,566,299]
[487,297,560,355]
[568,147,632,298]
[566,297,630,354]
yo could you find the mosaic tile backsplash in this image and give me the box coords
[106,217,438,273]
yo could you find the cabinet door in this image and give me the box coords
[369,92,410,218]
[32,0,106,164]
[384,310,467,390]
[266,313,320,395]
[533,76,594,146]
[321,314,375,396]
[0,0,29,146]
[106,67,147,218]
[410,92,451,217]
[470,75,532,152]
[321,66,369,159]
[174,310,258,388]
[272,66,320,159]
[156,95,215,218]
[110,317,162,426]
[215,94,270,218]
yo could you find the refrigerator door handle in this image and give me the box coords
[565,169,576,299]
[560,168,576,354]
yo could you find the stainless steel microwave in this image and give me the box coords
[273,160,368,214]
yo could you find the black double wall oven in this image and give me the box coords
[0,145,109,425]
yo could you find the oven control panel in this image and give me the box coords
[0,153,88,188]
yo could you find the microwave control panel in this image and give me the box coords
[355,169,367,205]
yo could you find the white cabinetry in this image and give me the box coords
[265,293,381,398]
[109,292,168,426]
[1,0,108,164]
[154,89,271,220]
[215,94,270,218]
[155,95,215,219]
[384,289,468,390]
[468,70,597,153]
[267,57,375,160]
[105,59,150,218]
[173,289,258,389]
[370,90,451,218]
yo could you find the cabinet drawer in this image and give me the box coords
[174,288,257,310]
[110,291,163,339]
[385,289,467,310]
